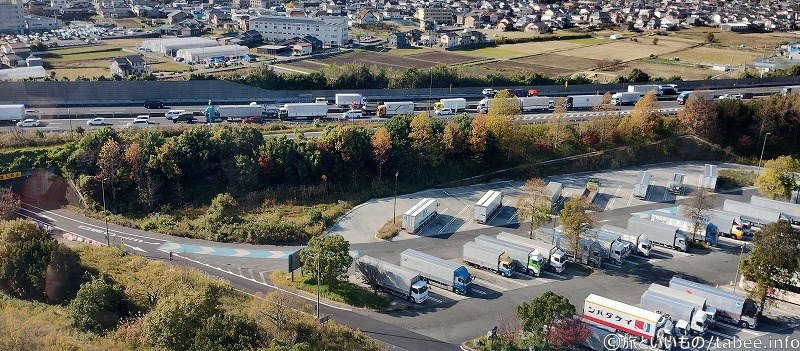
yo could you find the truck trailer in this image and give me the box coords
[355,255,429,303]
[641,284,708,336]
[601,224,651,257]
[677,90,715,105]
[434,98,466,113]
[627,84,661,95]
[627,216,687,252]
[584,228,630,265]
[497,231,567,275]
[780,85,800,95]
[376,101,415,118]
[546,227,605,268]
[278,103,329,120]
[722,199,785,228]
[334,93,367,107]
[564,95,603,110]
[545,182,563,209]
[611,92,641,106]
[518,96,552,111]
[668,173,685,195]
[215,104,263,122]
[475,235,541,276]
[400,249,472,295]
[402,198,438,234]
[473,190,502,224]
[705,209,746,240]
[0,104,25,122]
[633,171,651,199]
[750,195,800,225]
[650,211,717,245]
[462,241,515,277]
[700,164,718,190]
[669,276,759,329]
[648,283,717,329]
[583,294,675,350]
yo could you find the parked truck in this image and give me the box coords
[334,93,367,107]
[475,234,543,276]
[633,171,651,199]
[434,98,466,113]
[611,92,641,105]
[705,209,747,240]
[497,231,567,275]
[473,190,502,224]
[400,249,472,295]
[583,294,675,350]
[278,103,329,120]
[650,211,717,245]
[700,164,718,190]
[640,284,709,336]
[563,95,603,110]
[668,173,685,195]
[546,227,605,268]
[601,224,651,257]
[750,195,800,225]
[581,178,601,204]
[628,216,687,252]
[546,182,563,209]
[649,283,718,329]
[722,199,785,228]
[355,255,429,303]
[584,228,630,265]
[376,101,415,118]
[462,241,515,277]
[669,276,759,329]
[677,90,715,105]
[402,198,438,234]
[0,104,25,122]
[628,84,661,95]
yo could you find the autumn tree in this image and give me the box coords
[469,113,489,154]
[682,187,717,242]
[755,156,800,199]
[441,121,466,157]
[705,32,715,43]
[408,113,444,167]
[516,291,576,346]
[487,89,520,118]
[516,179,554,240]
[679,92,720,141]
[740,220,800,317]
[547,318,592,350]
[0,187,20,220]
[629,91,663,139]
[559,197,596,266]
[548,98,571,149]
[371,127,392,179]
[250,291,310,342]
[96,139,125,203]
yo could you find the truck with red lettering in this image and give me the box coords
[583,294,675,350]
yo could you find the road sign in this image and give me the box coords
[0,172,22,181]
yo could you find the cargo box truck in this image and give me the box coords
[677,90,715,105]
[601,224,652,257]
[628,216,687,252]
[400,249,472,295]
[669,276,759,329]
[215,104,264,122]
[376,101,415,118]
[334,93,367,107]
[0,104,25,122]
[700,164,718,190]
[355,255,429,303]
[648,283,717,329]
[473,190,502,224]
[750,195,800,225]
[705,209,746,240]
[611,92,641,105]
[668,173,685,195]
[583,294,675,350]
[633,171,651,199]
[434,98,466,113]
[780,85,800,95]
[402,198,438,234]
[584,228,630,265]
[497,231,566,275]
[628,84,660,95]
[518,96,551,111]
[641,284,708,336]
[547,227,605,268]
[650,211,717,245]
[722,199,785,228]
[278,103,329,120]
[564,95,603,110]
[462,241,515,277]
[475,235,542,276]
[545,182,563,208]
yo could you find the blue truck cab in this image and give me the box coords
[453,266,473,295]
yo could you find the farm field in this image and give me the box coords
[515,54,602,71]
[473,61,571,77]
[669,27,800,49]
[668,47,765,65]
[601,60,722,81]
[283,59,328,71]
[52,68,108,80]
[561,39,695,61]
[312,51,479,70]
[459,39,588,59]
[406,51,482,65]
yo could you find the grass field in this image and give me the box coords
[52,68,109,80]
[516,54,603,71]
[668,46,765,65]
[114,18,146,29]
[459,39,587,59]
[561,39,695,62]
[669,27,800,50]
[149,61,189,72]
[385,47,436,56]
[602,60,720,80]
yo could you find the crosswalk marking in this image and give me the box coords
[472,288,487,295]
[543,271,566,279]
[426,296,443,304]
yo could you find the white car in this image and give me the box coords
[434,108,453,116]
[87,117,106,126]
[133,115,150,123]
[126,120,149,128]
[342,109,363,119]
[16,119,41,127]
[482,88,497,96]
[165,110,186,120]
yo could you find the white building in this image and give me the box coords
[25,15,63,32]
[140,37,219,56]
[0,66,46,80]
[175,45,249,63]
[248,16,349,46]
[0,0,25,34]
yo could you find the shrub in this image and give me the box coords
[69,276,128,334]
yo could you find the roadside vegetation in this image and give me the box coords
[717,169,757,191]
[376,217,402,240]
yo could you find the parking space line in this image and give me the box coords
[471,288,487,295]
[543,271,566,279]
[627,191,634,206]
[486,203,507,225]
[474,278,509,291]
[707,330,734,339]
[662,182,669,202]
[427,296,443,304]
[716,322,763,336]
[606,186,621,210]
[439,205,470,234]
[648,251,672,259]
[431,287,469,300]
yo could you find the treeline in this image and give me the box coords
[0,219,384,351]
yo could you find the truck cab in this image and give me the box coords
[498,256,515,277]
[527,250,545,276]
[549,249,566,273]
[453,267,473,295]
[410,280,429,303]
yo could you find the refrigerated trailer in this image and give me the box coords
[633,171,651,199]
[355,255,429,303]
[627,216,687,252]
[334,93,367,107]
[647,283,717,329]
[462,241,514,277]
[278,103,329,120]
[611,92,641,105]
[545,182,563,209]
[722,199,785,227]
[518,96,552,111]
[564,95,603,109]
[601,224,651,257]
[376,101,414,118]
[668,173,685,195]
[669,276,759,329]
[583,294,675,349]
[0,104,25,122]
[497,231,567,275]
[473,190,502,224]
[700,164,718,190]
[402,198,438,234]
[434,98,466,112]
[400,249,472,295]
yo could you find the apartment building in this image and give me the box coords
[248,15,348,46]
[414,6,453,24]
[0,0,25,34]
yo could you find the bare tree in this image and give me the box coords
[683,187,717,242]
[0,187,21,220]
[516,179,554,240]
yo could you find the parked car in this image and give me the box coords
[242,116,263,124]
[16,119,41,127]
[434,108,453,115]
[126,120,149,128]
[172,113,196,123]
[342,109,363,119]
[87,117,106,126]
[143,100,164,109]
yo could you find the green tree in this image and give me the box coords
[70,275,128,333]
[516,291,576,346]
[206,193,241,228]
[0,220,55,300]
[298,234,353,284]
[755,156,800,199]
[453,113,473,136]
[408,113,444,167]
[559,197,596,265]
[191,313,261,351]
[516,179,554,240]
[0,187,20,220]
[629,91,662,139]
[43,242,83,302]
[740,220,800,316]
[143,289,221,351]
[627,68,651,83]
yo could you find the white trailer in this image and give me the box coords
[650,211,716,245]
[355,255,429,303]
[518,96,551,111]
[278,103,329,120]
[545,181,563,208]
[0,104,25,122]
[334,93,366,107]
[601,224,651,257]
[400,249,472,295]
[475,234,540,275]
[434,98,466,112]
[376,101,414,118]
[780,85,800,95]
[547,228,605,268]
[462,241,514,277]
[628,84,661,95]
[497,231,567,275]
[627,216,687,252]
[669,276,759,329]
[633,171,651,199]
[584,228,630,265]
[565,95,603,109]
[722,199,785,227]
[648,283,718,330]
[641,284,708,336]
[583,294,675,349]
[402,198,439,234]
[677,90,715,104]
[611,92,641,106]
[750,195,800,224]
[473,190,502,224]
[668,173,685,195]
[705,209,746,240]
[215,104,263,121]
[700,164,718,190]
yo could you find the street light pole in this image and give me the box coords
[101,179,110,246]
[316,244,321,322]
[393,172,399,224]
[733,244,745,293]
[758,132,771,168]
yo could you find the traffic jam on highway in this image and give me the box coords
[0,83,790,130]
[344,163,800,350]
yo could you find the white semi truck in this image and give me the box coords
[462,241,515,277]
[601,224,651,257]
[611,92,642,105]
[649,283,718,329]
[628,84,661,95]
[632,171,651,199]
[722,199,785,228]
[475,234,543,276]
[750,195,800,225]
[434,98,466,113]
[402,198,439,234]
[668,173,685,195]
[669,276,759,329]
[473,190,502,224]
[355,255,429,303]
[584,228,630,265]
[705,209,746,240]
[497,231,567,275]
[278,103,329,120]
[214,104,263,122]
[0,104,25,122]
[334,93,367,107]
[400,249,472,295]
[518,96,552,112]
[564,94,603,110]
[376,101,414,118]
[583,294,675,350]
[640,284,709,336]
[650,211,717,245]
[627,216,687,252]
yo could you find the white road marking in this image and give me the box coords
[475,279,508,291]
[606,186,621,209]
[232,249,251,257]
[627,191,634,206]
[427,296,443,304]
[124,244,146,253]
[196,246,216,254]
[716,322,763,336]
[707,330,734,339]
[543,271,566,279]
[471,288,487,295]
[159,242,182,252]
[39,214,56,222]
[439,205,469,234]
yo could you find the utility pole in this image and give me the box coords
[101,178,110,246]
[758,132,771,168]
[733,244,745,293]
[316,244,321,322]
[393,172,399,224]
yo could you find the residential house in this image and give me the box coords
[355,9,380,25]
[238,29,264,45]
[387,31,409,48]
[524,21,550,34]
[208,9,233,28]
[167,10,192,24]
[110,55,149,77]
[439,31,459,48]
